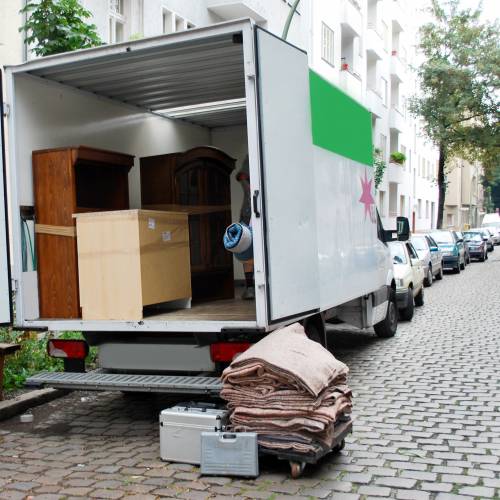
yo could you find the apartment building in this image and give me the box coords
[443,159,484,230]
[1,0,439,230]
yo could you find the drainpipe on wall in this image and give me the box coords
[22,0,28,62]
[282,0,301,41]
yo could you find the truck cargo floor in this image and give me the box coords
[26,370,223,394]
[146,298,256,321]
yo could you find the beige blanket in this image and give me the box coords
[221,323,352,455]
[222,323,349,397]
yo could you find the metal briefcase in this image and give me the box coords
[200,431,259,477]
[159,402,228,464]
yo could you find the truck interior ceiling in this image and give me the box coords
[12,29,256,325]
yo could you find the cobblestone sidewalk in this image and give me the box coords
[0,253,499,499]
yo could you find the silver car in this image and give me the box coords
[411,234,444,286]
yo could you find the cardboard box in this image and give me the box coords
[75,209,191,320]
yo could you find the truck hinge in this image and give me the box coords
[245,60,256,80]
[11,278,18,293]
[2,103,10,117]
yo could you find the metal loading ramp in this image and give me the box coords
[26,370,223,395]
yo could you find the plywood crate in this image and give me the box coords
[75,209,191,320]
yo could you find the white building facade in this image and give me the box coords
[1,0,439,230]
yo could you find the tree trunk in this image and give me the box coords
[436,143,447,229]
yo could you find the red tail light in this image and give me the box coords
[210,342,251,362]
[47,339,88,359]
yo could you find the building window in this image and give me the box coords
[163,8,194,34]
[400,195,405,216]
[418,199,422,218]
[109,0,126,43]
[447,213,453,227]
[379,133,387,161]
[380,77,388,106]
[379,190,386,216]
[321,22,335,67]
[425,200,429,219]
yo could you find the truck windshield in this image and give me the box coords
[389,243,407,264]
[430,231,453,244]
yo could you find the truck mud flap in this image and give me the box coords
[25,370,222,395]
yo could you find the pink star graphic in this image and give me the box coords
[359,170,375,219]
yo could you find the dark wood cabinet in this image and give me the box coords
[140,146,235,302]
[33,146,133,318]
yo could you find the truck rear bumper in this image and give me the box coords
[25,370,222,395]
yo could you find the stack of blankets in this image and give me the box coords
[220,323,352,454]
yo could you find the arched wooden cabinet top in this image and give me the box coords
[140,146,236,302]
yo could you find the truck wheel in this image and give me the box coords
[414,287,424,307]
[303,315,326,346]
[374,289,398,338]
[399,288,414,321]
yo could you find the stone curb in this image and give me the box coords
[0,388,68,421]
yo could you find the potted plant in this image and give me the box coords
[390,151,406,165]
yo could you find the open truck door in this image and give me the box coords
[0,73,13,325]
[255,28,320,324]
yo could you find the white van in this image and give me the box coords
[0,20,405,394]
[481,213,500,245]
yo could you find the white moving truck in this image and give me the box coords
[0,20,406,394]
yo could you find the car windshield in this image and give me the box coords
[411,237,427,251]
[430,231,453,244]
[464,232,482,242]
[389,242,407,264]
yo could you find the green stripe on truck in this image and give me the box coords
[309,70,373,166]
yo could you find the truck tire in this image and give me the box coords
[414,287,424,307]
[374,289,398,338]
[303,315,327,347]
[399,288,414,321]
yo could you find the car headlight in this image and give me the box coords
[396,279,404,287]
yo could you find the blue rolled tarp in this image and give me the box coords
[223,222,253,261]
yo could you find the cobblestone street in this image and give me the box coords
[1,252,499,500]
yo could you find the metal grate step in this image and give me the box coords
[26,369,223,395]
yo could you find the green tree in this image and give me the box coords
[409,0,499,228]
[20,0,102,57]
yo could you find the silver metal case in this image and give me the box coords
[159,403,228,464]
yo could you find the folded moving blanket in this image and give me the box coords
[222,323,349,397]
[221,323,353,455]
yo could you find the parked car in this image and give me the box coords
[463,231,488,262]
[454,231,470,264]
[411,234,444,286]
[481,223,500,245]
[389,241,425,321]
[471,227,494,252]
[429,230,466,273]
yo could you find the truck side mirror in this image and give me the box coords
[397,217,410,241]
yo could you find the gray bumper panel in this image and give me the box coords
[26,370,222,395]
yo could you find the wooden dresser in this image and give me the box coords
[140,146,235,302]
[33,146,134,318]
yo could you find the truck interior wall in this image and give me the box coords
[12,74,253,321]
[13,75,211,208]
